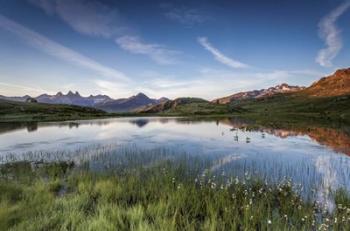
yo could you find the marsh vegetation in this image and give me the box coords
[0,117,349,230]
[1,157,350,231]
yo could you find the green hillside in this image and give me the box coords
[139,97,238,116]
[0,99,107,122]
[231,93,350,125]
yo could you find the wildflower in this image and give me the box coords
[267,219,272,225]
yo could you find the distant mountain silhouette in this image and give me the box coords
[0,91,167,112]
[0,95,30,102]
[36,91,112,107]
[95,93,165,112]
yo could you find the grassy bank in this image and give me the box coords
[0,160,349,231]
[0,99,109,122]
[2,93,349,127]
[138,94,350,128]
[230,94,350,125]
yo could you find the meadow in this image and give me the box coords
[0,99,108,122]
[0,147,349,231]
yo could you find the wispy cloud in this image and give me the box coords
[316,1,350,67]
[116,36,180,65]
[29,0,180,65]
[162,5,208,26]
[198,37,249,69]
[0,14,129,81]
[28,0,123,38]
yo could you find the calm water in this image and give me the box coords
[0,117,350,210]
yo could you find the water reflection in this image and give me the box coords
[129,119,149,128]
[219,117,350,156]
[1,117,349,156]
[0,116,349,210]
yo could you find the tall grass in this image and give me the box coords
[0,157,349,231]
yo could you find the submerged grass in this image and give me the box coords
[0,159,349,231]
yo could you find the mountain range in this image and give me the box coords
[138,68,350,113]
[0,91,168,112]
[213,67,350,105]
[1,68,349,113]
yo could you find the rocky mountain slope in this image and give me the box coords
[300,68,350,97]
[213,84,305,104]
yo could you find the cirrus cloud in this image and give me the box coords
[116,36,180,65]
[198,37,249,69]
[316,1,350,67]
[0,14,129,82]
[28,0,124,38]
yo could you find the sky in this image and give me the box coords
[0,0,349,100]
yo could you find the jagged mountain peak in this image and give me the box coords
[66,90,80,97]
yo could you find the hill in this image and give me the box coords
[139,68,350,124]
[300,68,350,97]
[228,68,350,124]
[139,97,237,115]
[231,93,350,124]
[0,99,107,122]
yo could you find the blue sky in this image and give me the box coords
[0,0,349,99]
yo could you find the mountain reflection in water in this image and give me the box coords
[0,117,349,211]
